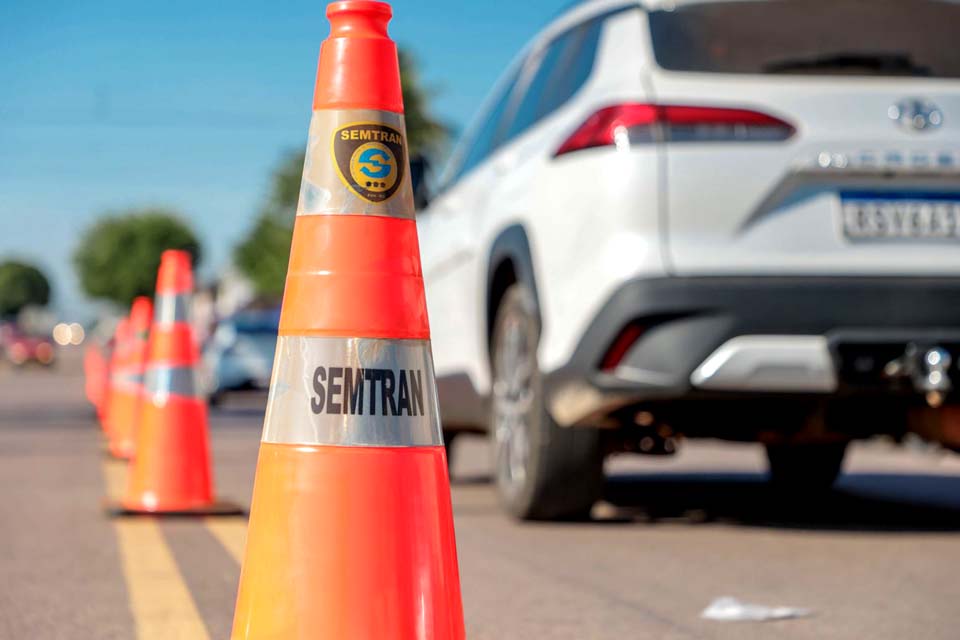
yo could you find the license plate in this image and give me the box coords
[841,192,960,241]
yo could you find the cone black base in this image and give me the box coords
[104,499,246,518]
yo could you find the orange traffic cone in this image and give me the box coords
[230,2,465,638]
[113,250,241,515]
[107,296,152,459]
[98,345,112,424]
[101,317,130,439]
[83,341,108,417]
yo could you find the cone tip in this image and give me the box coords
[129,297,153,330]
[326,1,393,37]
[131,296,152,310]
[314,0,402,112]
[157,250,194,295]
[160,249,191,264]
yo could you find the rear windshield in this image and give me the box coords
[649,0,960,78]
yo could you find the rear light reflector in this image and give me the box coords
[555,103,795,156]
[599,323,646,372]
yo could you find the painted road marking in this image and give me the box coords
[162,520,241,639]
[102,460,210,640]
[205,518,247,563]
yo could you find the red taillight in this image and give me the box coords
[555,104,659,156]
[599,323,646,372]
[555,103,794,156]
[660,105,795,142]
[36,342,54,364]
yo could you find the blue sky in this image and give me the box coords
[0,0,567,317]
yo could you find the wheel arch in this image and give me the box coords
[486,224,542,354]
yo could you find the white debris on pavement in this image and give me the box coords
[701,596,812,622]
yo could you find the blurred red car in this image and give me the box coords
[0,323,55,366]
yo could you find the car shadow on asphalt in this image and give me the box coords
[450,473,494,486]
[600,472,960,532]
[210,406,269,419]
[207,391,270,419]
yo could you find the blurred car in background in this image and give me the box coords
[0,322,55,366]
[418,0,960,519]
[200,308,279,405]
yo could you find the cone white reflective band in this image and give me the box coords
[261,336,442,447]
[145,365,199,399]
[297,108,414,219]
[154,293,190,326]
[111,369,144,392]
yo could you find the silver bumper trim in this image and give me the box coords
[690,336,837,393]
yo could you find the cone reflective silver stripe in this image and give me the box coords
[298,108,414,219]
[111,369,145,392]
[153,293,190,326]
[261,336,442,447]
[144,365,200,399]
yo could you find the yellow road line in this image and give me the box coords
[115,521,211,640]
[205,517,248,564]
[103,461,210,640]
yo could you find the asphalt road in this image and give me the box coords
[2,349,960,639]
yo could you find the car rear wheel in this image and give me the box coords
[490,284,603,520]
[208,390,225,408]
[765,442,848,489]
[442,430,458,470]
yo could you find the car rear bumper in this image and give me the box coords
[544,276,960,428]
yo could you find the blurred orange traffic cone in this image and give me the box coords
[83,341,108,418]
[83,341,111,425]
[230,2,465,638]
[107,296,152,459]
[101,318,130,438]
[115,250,240,515]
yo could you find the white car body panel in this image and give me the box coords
[419,0,960,415]
[649,70,960,275]
[423,4,656,393]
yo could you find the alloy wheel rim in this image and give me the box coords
[493,311,535,498]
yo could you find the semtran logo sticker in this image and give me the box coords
[332,122,406,204]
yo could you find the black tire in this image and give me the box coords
[765,442,848,489]
[443,430,458,471]
[490,284,603,520]
[208,391,225,408]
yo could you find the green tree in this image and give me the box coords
[399,49,449,158]
[232,153,302,300]
[0,260,51,318]
[234,47,447,300]
[73,209,201,306]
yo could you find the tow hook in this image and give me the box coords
[884,345,952,407]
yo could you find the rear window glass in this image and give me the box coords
[649,0,960,78]
[446,67,522,186]
[505,17,605,140]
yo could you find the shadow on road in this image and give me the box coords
[211,406,268,419]
[450,473,493,486]
[601,471,960,532]
[208,391,269,420]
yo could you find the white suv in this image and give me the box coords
[417,0,960,520]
